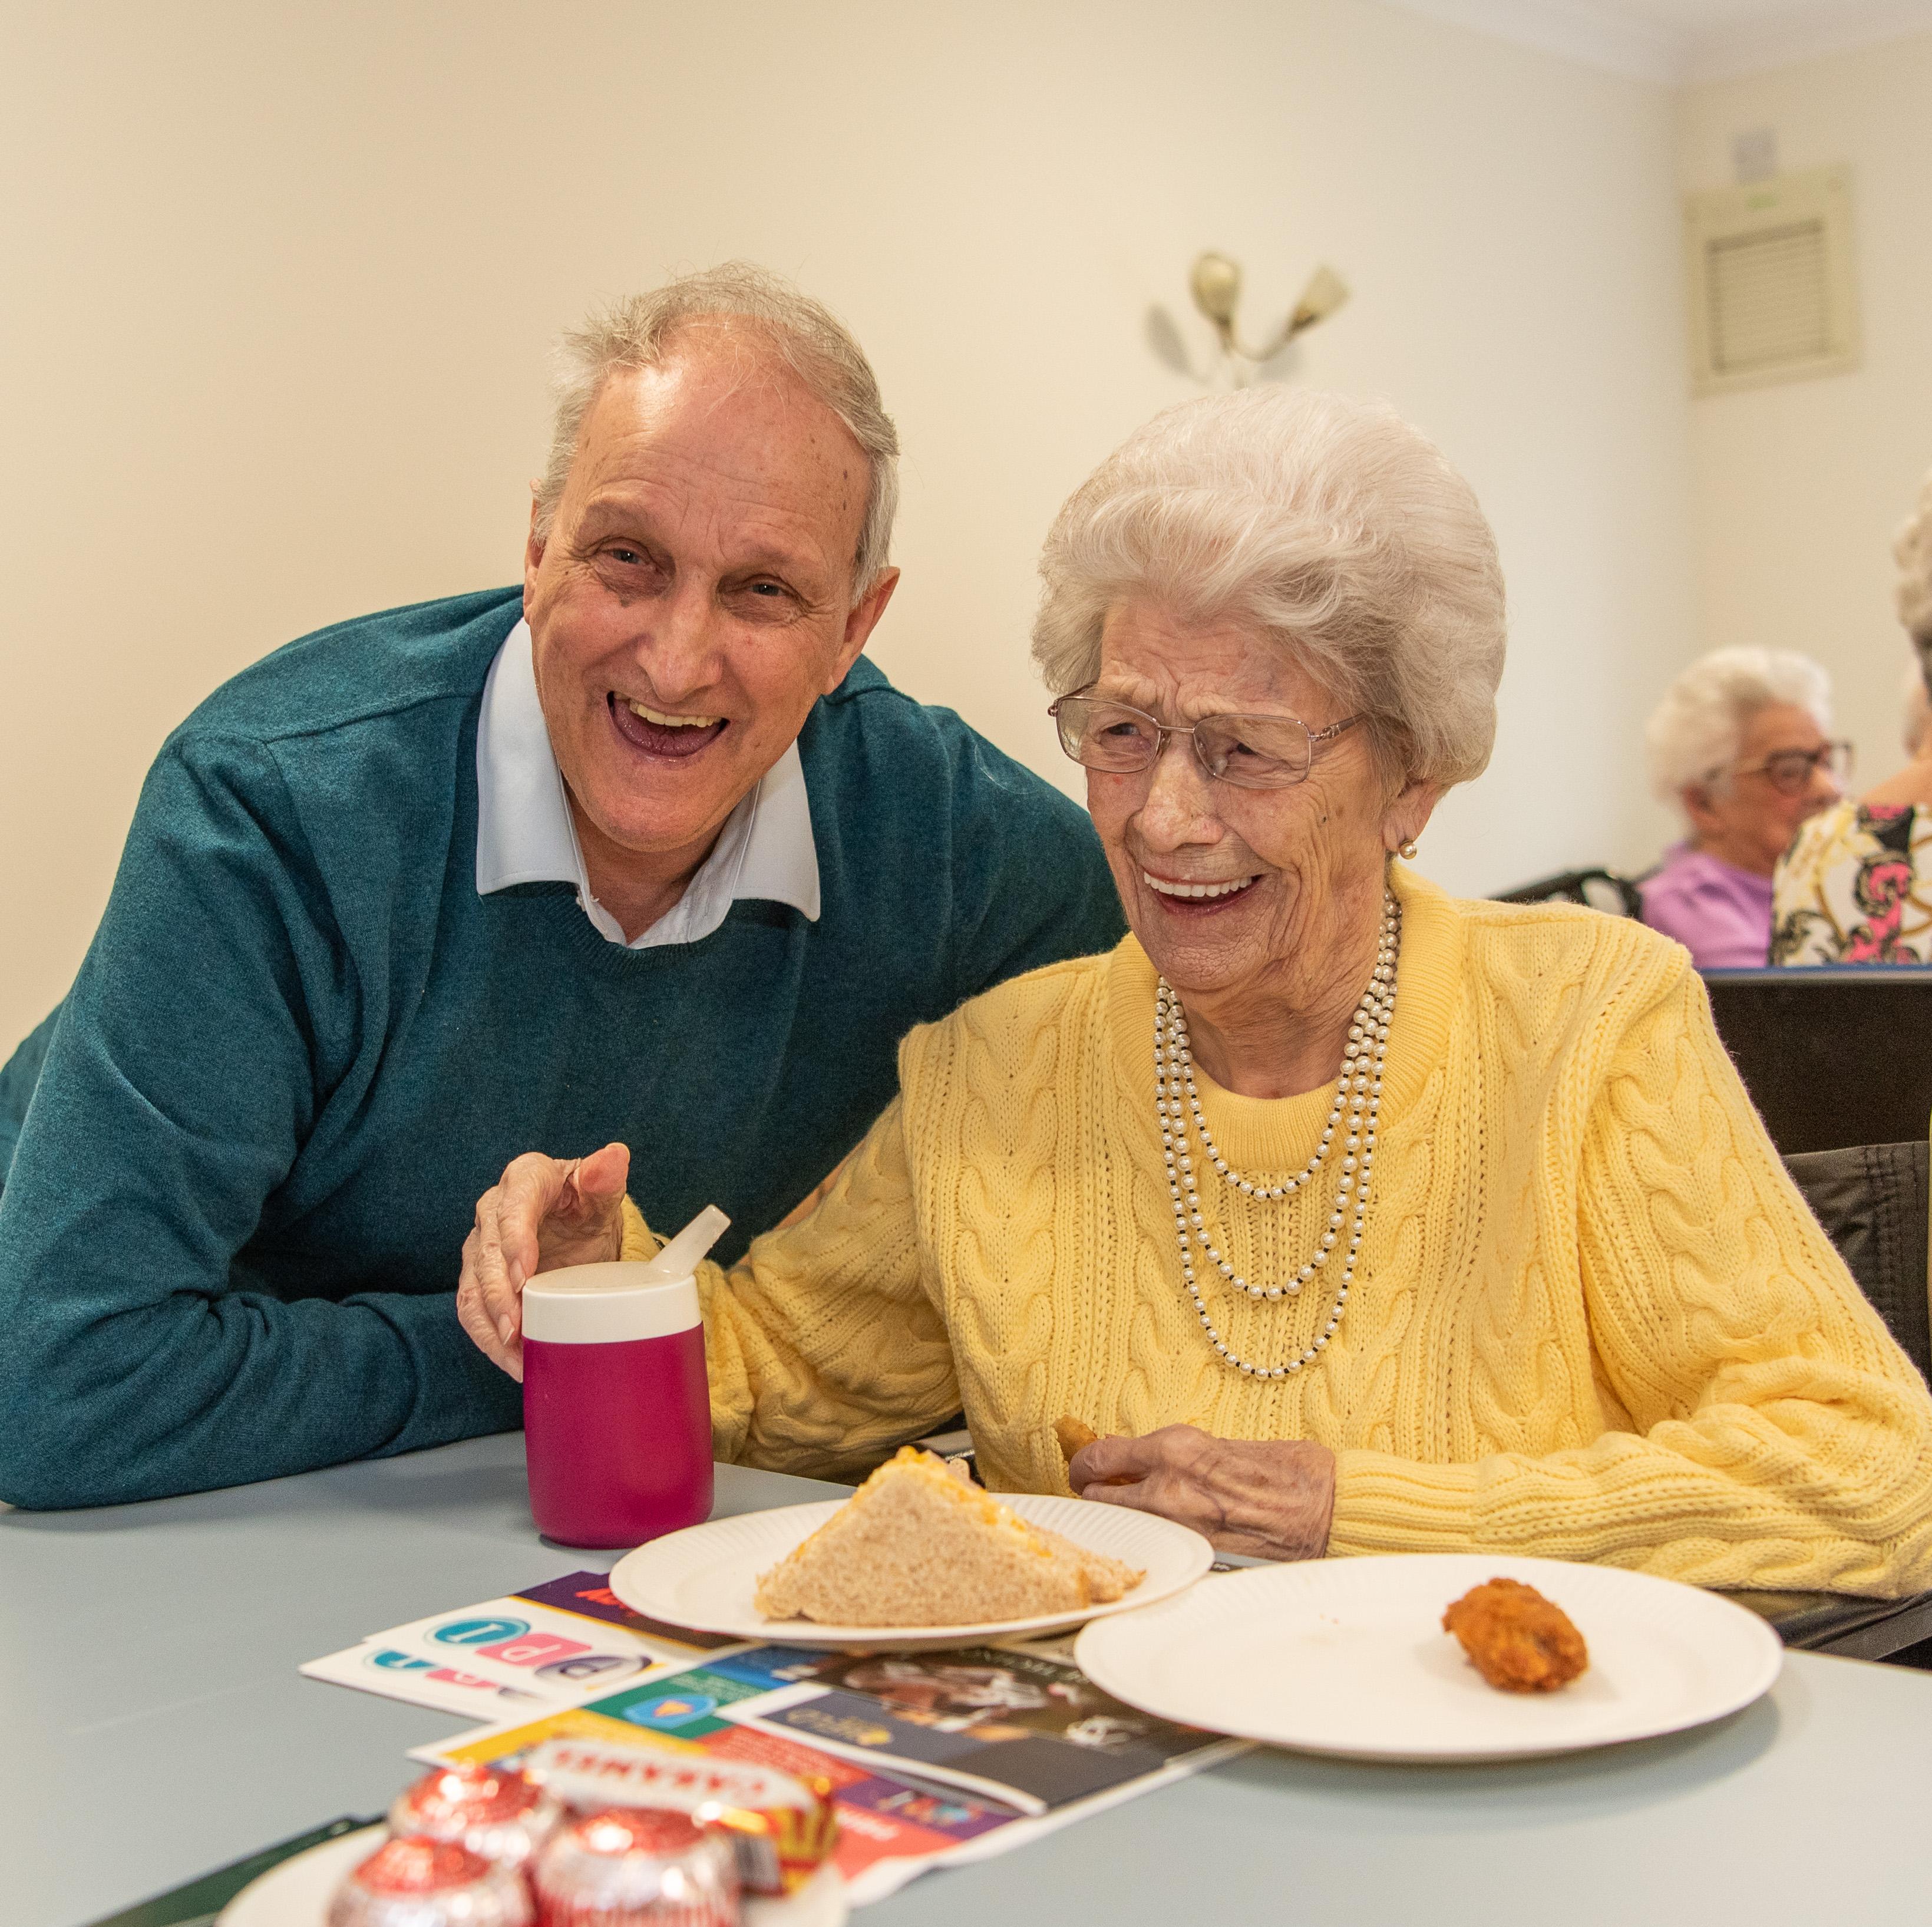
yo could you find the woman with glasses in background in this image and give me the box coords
[459,388,1932,1596]
[1639,649,1848,968]
[1774,471,1932,964]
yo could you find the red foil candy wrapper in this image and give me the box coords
[691,1776,838,1901]
[390,1764,565,1873]
[326,1836,533,1927]
[526,1738,838,1896]
[533,1807,740,1927]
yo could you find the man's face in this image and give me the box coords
[524,328,897,873]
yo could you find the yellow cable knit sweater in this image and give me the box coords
[623,866,1932,1596]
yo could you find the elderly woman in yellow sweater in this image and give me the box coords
[459,386,1932,1596]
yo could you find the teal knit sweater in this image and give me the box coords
[0,589,1124,1508]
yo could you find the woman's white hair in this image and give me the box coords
[1897,467,1932,645]
[534,263,899,600]
[1898,657,1927,757]
[1643,646,1832,805]
[1893,468,1932,753]
[1030,387,1507,788]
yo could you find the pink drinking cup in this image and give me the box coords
[522,1261,714,1550]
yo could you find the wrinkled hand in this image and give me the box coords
[455,1143,631,1382]
[1068,1425,1336,1562]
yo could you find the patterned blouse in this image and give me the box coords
[1771,799,1932,964]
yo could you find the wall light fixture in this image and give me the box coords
[1187,252,1350,378]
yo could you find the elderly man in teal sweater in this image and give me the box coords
[0,267,1123,1509]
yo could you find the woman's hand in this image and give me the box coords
[1068,1425,1336,1561]
[454,1143,631,1381]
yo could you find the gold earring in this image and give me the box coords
[1398,839,1418,860]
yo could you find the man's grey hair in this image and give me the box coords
[534,263,900,600]
[1643,646,1832,806]
[1031,387,1507,790]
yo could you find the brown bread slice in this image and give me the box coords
[755,1448,1129,1626]
[1033,1525,1144,1603]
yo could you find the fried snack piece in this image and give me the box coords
[1055,1416,1098,1466]
[1054,1416,1160,1489]
[1442,1578,1589,1692]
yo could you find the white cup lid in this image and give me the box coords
[523,1262,701,1344]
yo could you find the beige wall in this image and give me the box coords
[0,0,1697,1048]
[1677,31,1932,791]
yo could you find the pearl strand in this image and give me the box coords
[1154,889,1401,1378]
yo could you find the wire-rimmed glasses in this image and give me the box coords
[1729,741,1852,796]
[1048,688,1364,790]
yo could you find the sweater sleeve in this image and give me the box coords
[620,1095,960,1481]
[1327,959,1932,1595]
[927,712,1126,1010]
[0,732,518,1510]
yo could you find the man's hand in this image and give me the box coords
[1068,1425,1336,1562]
[455,1143,631,1381]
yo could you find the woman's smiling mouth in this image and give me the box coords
[1142,870,1260,911]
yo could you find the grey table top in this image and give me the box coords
[8,1431,1932,1927]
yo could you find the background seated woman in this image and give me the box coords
[460,388,1932,1596]
[1639,646,1845,968]
[1774,470,1932,964]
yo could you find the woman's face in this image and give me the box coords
[1683,701,1839,876]
[1082,601,1417,1002]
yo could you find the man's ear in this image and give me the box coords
[1382,778,1445,854]
[826,567,901,693]
[523,495,547,617]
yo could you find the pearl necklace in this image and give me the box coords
[1154,888,1401,1378]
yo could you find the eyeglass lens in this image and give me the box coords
[1762,744,1851,793]
[1053,697,1319,788]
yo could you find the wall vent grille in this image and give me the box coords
[1684,167,1859,397]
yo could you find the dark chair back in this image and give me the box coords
[1495,868,1644,918]
[1744,1140,1932,1664]
[1703,968,1932,1156]
[1784,1141,1931,1388]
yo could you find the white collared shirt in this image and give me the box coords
[473,620,821,948]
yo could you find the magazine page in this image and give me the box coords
[720,1644,1233,1816]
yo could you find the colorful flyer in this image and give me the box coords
[303,1573,1247,1906]
[407,1665,1023,1904]
[512,1571,739,1652]
[300,1570,724,1718]
[406,1646,1246,1905]
[299,1642,553,1718]
[366,1596,698,1700]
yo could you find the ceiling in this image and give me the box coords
[1385,0,1932,82]
[1616,0,1888,25]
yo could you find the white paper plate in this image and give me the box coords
[1074,1553,1782,1763]
[220,1829,382,1927]
[219,1824,848,1926]
[609,1494,1214,1650]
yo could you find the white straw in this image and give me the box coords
[638,1203,731,1282]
